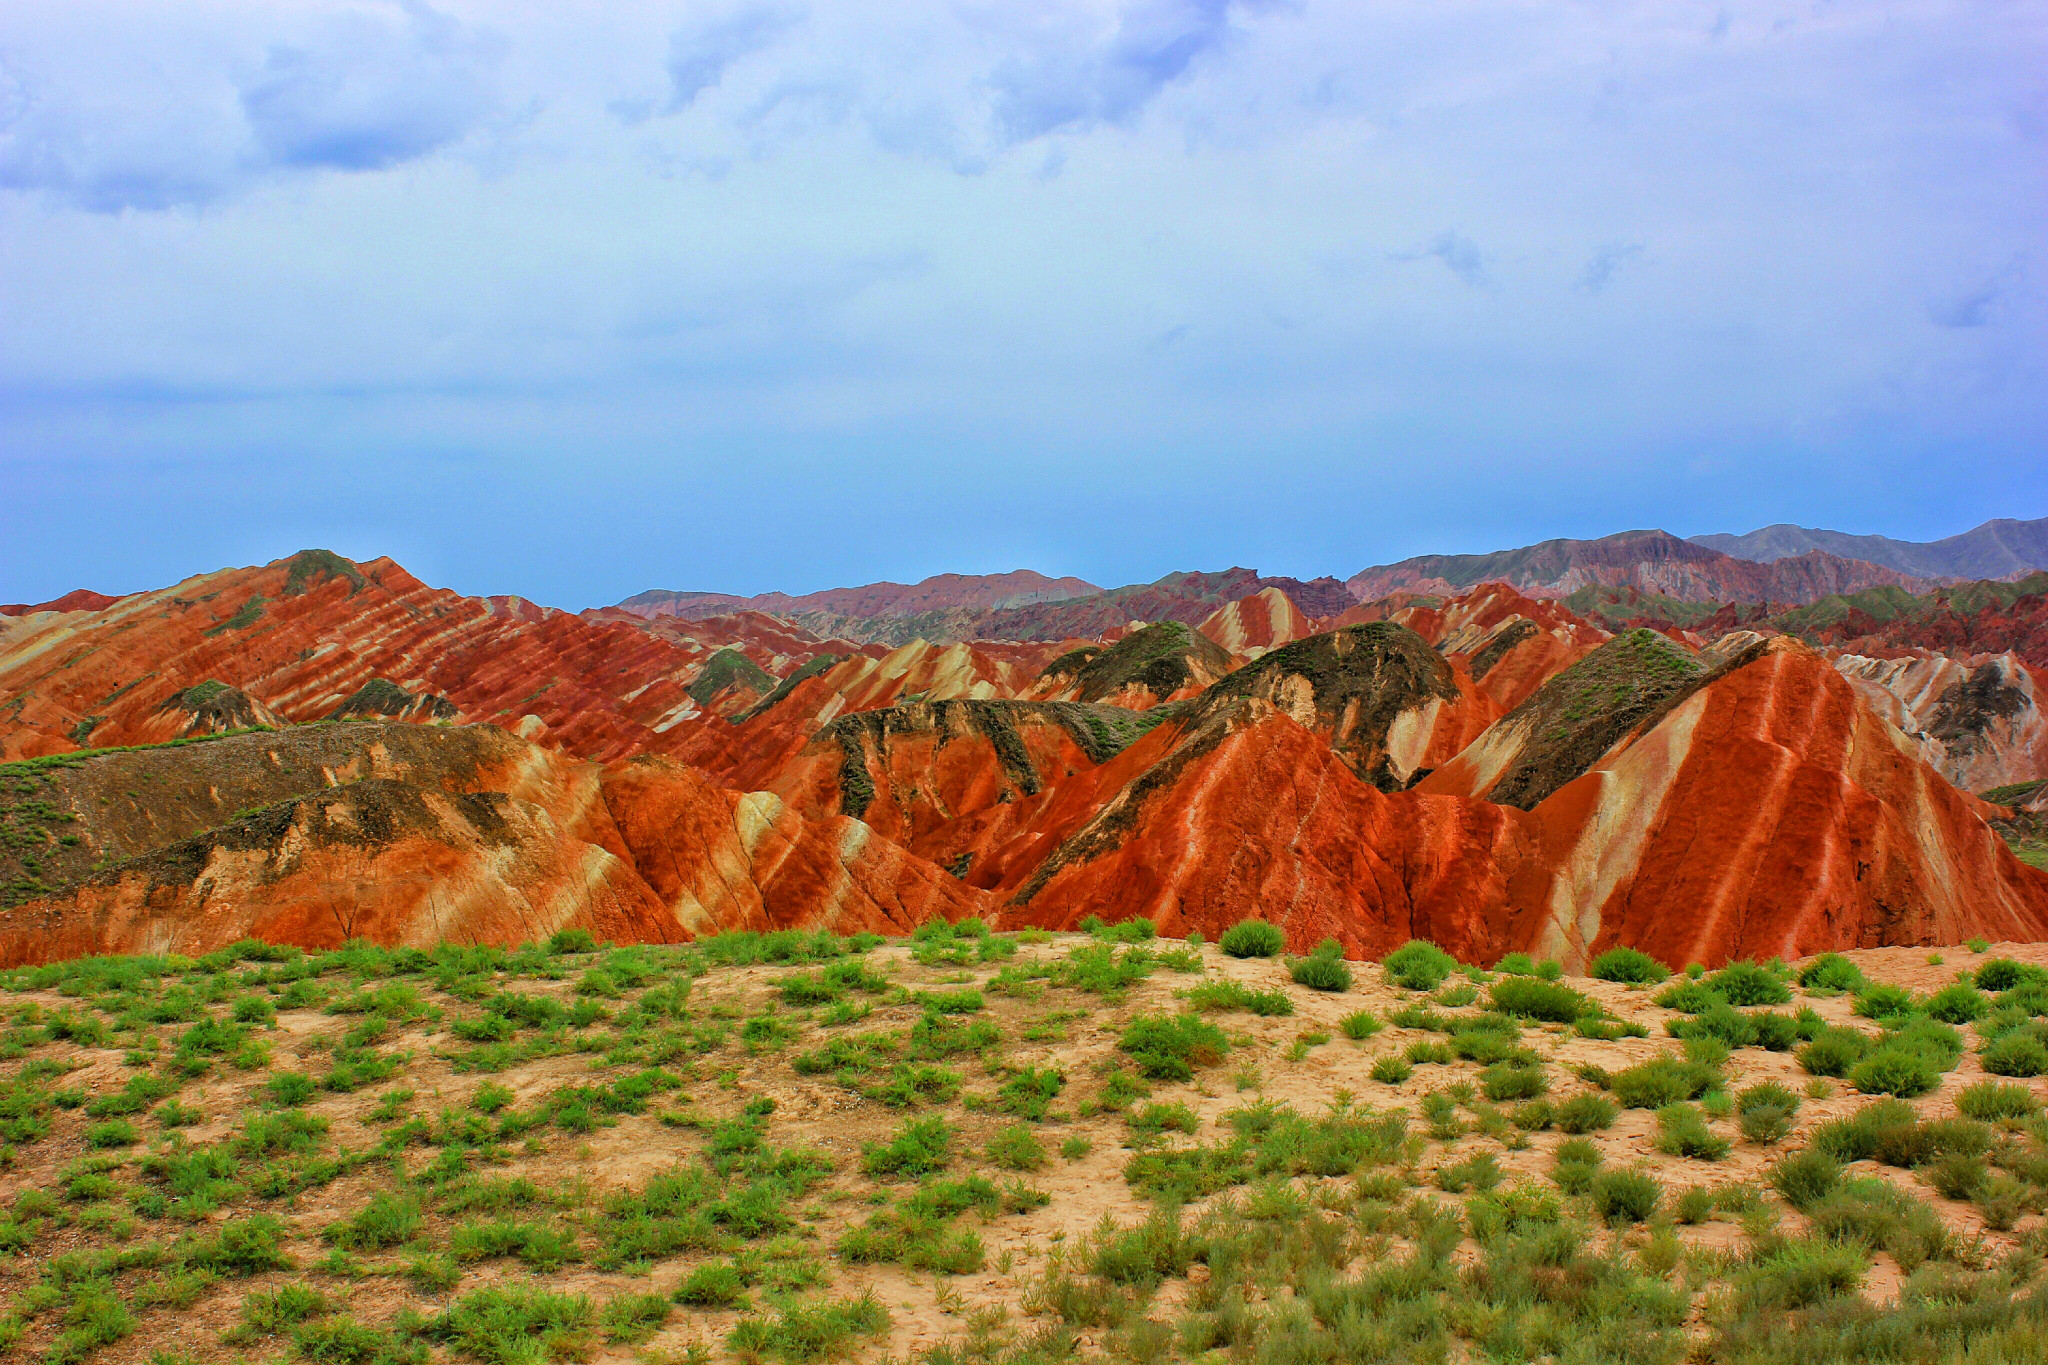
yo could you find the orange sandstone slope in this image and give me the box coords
[0,551,725,762]
[1197,588,1314,655]
[0,722,987,964]
[988,635,2048,966]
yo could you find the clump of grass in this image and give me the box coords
[1590,947,1669,983]
[987,1124,1046,1171]
[1591,1168,1661,1225]
[1370,1056,1411,1085]
[1383,940,1457,991]
[1554,1093,1617,1133]
[1289,954,1351,992]
[1187,979,1292,1017]
[1119,1013,1229,1081]
[1338,1009,1382,1039]
[1490,977,1590,1023]
[1735,1082,1800,1144]
[1955,1080,2038,1122]
[1655,1103,1731,1160]
[727,1292,889,1365]
[1219,920,1286,958]
[861,1117,953,1178]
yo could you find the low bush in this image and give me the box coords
[1923,982,1988,1024]
[1480,1062,1548,1102]
[1848,1046,1939,1098]
[1187,980,1292,1016]
[1955,1080,2039,1122]
[987,1125,1046,1171]
[1289,955,1351,992]
[1554,1093,1617,1134]
[862,1117,954,1178]
[1798,953,1866,992]
[1591,1169,1660,1225]
[1119,1013,1229,1082]
[1735,1082,1800,1144]
[1590,947,1669,984]
[1655,1104,1731,1160]
[1796,1028,1870,1078]
[1489,977,1589,1023]
[1370,1056,1411,1085]
[1851,983,1916,1020]
[1981,1030,2048,1077]
[1382,940,1457,992]
[1975,958,2045,992]
[1705,961,1791,1007]
[1768,1149,1841,1210]
[1337,1009,1382,1040]
[1219,921,1285,959]
[1609,1056,1717,1109]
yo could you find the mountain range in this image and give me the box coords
[3,537,2046,972]
[605,515,2048,645]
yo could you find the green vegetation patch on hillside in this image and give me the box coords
[283,549,367,597]
[1070,623,1231,703]
[733,654,843,723]
[686,650,775,707]
[1487,628,1709,809]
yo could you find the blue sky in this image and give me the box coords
[2,0,2042,608]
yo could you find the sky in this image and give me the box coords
[2,0,2043,609]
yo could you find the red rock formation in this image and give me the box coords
[1198,588,1313,655]
[0,589,128,616]
[986,638,2048,967]
[0,722,987,964]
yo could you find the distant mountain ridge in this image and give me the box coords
[619,570,1103,623]
[1690,515,2048,581]
[1344,529,1930,605]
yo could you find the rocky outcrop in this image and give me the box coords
[0,721,988,963]
[1197,588,1313,656]
[326,679,462,724]
[987,637,2048,967]
[1835,652,2048,793]
[1187,623,1493,788]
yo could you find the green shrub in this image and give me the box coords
[1975,958,2045,991]
[1848,1046,1939,1097]
[1337,1009,1382,1040]
[1796,1028,1870,1078]
[862,1117,953,1178]
[675,1261,748,1307]
[1480,1062,1548,1102]
[1798,954,1866,992]
[1923,982,1988,1023]
[987,1125,1046,1171]
[547,928,598,955]
[1609,1056,1716,1108]
[996,1067,1065,1120]
[601,1293,671,1344]
[179,1215,292,1275]
[1655,1104,1731,1160]
[726,1292,889,1365]
[1218,921,1285,959]
[1370,1056,1411,1085]
[1187,980,1292,1016]
[1748,1010,1800,1052]
[1768,1149,1841,1211]
[1733,1238,1865,1311]
[1554,1093,1617,1133]
[1981,1030,2048,1077]
[1119,1014,1229,1082]
[1735,1082,1799,1144]
[1955,1080,2039,1121]
[433,1284,594,1365]
[327,1193,424,1250]
[1289,955,1351,992]
[1590,1169,1660,1225]
[85,1119,139,1148]
[1590,947,1669,984]
[1489,977,1589,1023]
[1705,961,1791,1007]
[1383,940,1457,991]
[1851,983,1915,1020]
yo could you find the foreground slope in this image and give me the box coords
[6,929,2048,1365]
